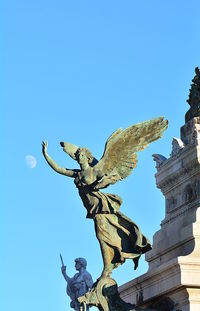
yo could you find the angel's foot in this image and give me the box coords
[99,270,112,280]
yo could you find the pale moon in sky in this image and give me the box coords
[25,155,37,169]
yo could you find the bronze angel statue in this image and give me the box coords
[42,117,168,280]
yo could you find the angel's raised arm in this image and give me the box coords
[42,141,79,177]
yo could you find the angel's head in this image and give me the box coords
[60,142,98,168]
[75,148,93,165]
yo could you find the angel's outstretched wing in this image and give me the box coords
[94,117,168,182]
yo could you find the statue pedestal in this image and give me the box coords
[120,117,200,311]
[120,256,200,311]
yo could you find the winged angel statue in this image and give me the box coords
[42,117,167,280]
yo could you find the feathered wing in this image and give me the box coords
[94,117,168,182]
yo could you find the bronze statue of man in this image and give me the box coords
[42,117,168,280]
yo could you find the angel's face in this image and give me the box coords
[77,150,88,165]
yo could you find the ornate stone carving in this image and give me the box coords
[156,155,200,196]
[152,154,167,169]
[181,117,200,145]
[170,137,184,157]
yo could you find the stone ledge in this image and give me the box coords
[146,220,200,265]
[119,256,200,306]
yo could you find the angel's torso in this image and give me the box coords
[74,168,122,218]
[74,168,100,188]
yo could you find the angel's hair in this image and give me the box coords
[75,148,93,164]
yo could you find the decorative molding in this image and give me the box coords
[170,137,185,157]
[157,158,200,195]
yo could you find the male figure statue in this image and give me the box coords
[61,257,93,310]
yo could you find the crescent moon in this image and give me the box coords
[25,155,37,169]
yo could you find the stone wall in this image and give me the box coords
[119,117,200,311]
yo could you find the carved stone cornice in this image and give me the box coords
[155,145,200,196]
[161,200,200,227]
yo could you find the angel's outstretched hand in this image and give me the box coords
[61,265,66,275]
[42,141,48,154]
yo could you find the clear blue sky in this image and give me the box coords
[1,1,200,310]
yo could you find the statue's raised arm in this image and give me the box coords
[42,141,79,177]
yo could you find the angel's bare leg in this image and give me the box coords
[94,215,113,278]
[99,240,115,278]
